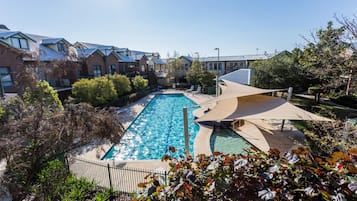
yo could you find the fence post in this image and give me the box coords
[64,155,70,173]
[107,163,113,190]
[165,171,167,186]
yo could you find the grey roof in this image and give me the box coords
[0,39,10,47]
[77,42,127,52]
[41,38,70,45]
[118,54,135,62]
[0,31,36,42]
[155,58,166,65]
[180,55,193,62]
[199,54,273,62]
[76,48,101,58]
[39,44,66,61]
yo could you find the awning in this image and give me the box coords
[201,79,282,106]
[196,95,332,122]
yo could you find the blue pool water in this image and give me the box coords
[210,128,252,154]
[103,94,200,160]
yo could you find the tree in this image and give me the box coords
[300,21,353,94]
[23,80,64,111]
[0,97,124,200]
[167,57,184,83]
[147,69,158,88]
[199,71,215,91]
[109,74,131,96]
[187,60,203,85]
[250,50,309,90]
[133,75,148,91]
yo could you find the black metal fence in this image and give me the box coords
[67,157,167,193]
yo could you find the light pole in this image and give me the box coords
[214,48,220,97]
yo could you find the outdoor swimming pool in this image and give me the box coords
[103,94,200,160]
[210,128,252,154]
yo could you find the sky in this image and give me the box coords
[1,0,356,58]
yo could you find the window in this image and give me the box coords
[0,67,13,88]
[109,65,116,74]
[57,42,67,52]
[214,63,217,70]
[93,65,102,77]
[11,37,28,49]
[218,63,222,70]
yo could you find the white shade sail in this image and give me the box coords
[201,79,282,106]
[196,94,332,122]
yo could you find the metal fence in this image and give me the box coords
[67,157,167,193]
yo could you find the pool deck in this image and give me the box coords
[75,90,305,163]
[70,89,306,192]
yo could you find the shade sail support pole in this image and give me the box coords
[281,87,293,132]
[183,107,189,157]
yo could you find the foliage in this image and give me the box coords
[109,74,132,96]
[34,160,68,200]
[135,147,357,201]
[331,95,357,109]
[147,69,158,87]
[72,77,117,106]
[0,104,3,117]
[300,21,353,93]
[23,80,64,111]
[167,57,184,82]
[251,50,309,90]
[133,75,148,91]
[199,71,216,89]
[187,60,203,85]
[304,120,357,156]
[0,95,124,200]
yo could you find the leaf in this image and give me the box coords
[137,182,147,188]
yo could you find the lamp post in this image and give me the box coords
[214,48,220,97]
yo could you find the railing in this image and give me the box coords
[67,157,167,193]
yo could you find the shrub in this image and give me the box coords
[72,77,117,106]
[331,95,357,109]
[0,104,3,117]
[308,86,323,95]
[133,75,148,91]
[109,74,131,96]
[72,78,94,103]
[135,147,357,201]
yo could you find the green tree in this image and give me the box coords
[199,71,216,91]
[108,74,131,96]
[23,80,64,111]
[133,75,148,91]
[250,50,309,90]
[167,56,184,83]
[300,21,353,94]
[187,60,203,85]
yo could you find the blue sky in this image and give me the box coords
[1,0,356,57]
